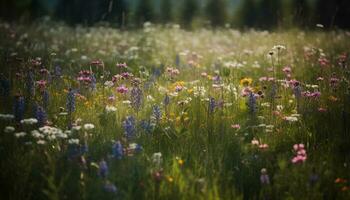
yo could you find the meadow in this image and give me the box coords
[0,21,350,199]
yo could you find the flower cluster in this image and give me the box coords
[291,143,307,164]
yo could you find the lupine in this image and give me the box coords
[112,140,123,159]
[130,87,143,111]
[99,159,108,178]
[209,97,216,114]
[14,95,25,122]
[260,168,270,185]
[35,105,47,127]
[123,116,136,140]
[66,89,76,113]
[247,92,257,114]
[152,105,162,122]
[54,65,62,78]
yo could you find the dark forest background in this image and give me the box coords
[1,0,349,29]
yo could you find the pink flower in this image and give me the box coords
[231,124,241,129]
[201,72,208,77]
[251,138,259,145]
[282,66,291,73]
[116,62,127,68]
[116,85,128,94]
[318,107,327,112]
[317,77,324,81]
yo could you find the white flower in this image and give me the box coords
[0,114,15,120]
[261,102,270,107]
[4,126,15,133]
[122,100,131,104]
[272,45,286,51]
[276,105,284,111]
[15,132,26,138]
[285,116,298,122]
[105,105,117,113]
[84,123,95,130]
[31,130,44,138]
[152,152,162,167]
[21,118,38,125]
[104,81,114,88]
[68,138,79,144]
[37,140,46,145]
[72,125,81,131]
[147,95,155,102]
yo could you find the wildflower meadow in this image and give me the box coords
[1,20,350,199]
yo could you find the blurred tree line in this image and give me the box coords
[1,0,350,29]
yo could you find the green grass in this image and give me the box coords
[0,21,350,199]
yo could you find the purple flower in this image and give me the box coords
[152,105,162,122]
[247,92,257,114]
[112,141,123,159]
[99,160,108,178]
[35,105,47,127]
[103,181,117,193]
[66,89,76,113]
[123,116,136,140]
[209,97,216,114]
[130,87,143,111]
[163,94,170,106]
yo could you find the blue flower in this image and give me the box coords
[42,89,50,109]
[139,120,154,134]
[152,105,162,122]
[130,87,143,111]
[26,70,35,97]
[247,92,257,114]
[66,89,76,113]
[123,116,136,140]
[209,97,216,114]
[163,94,170,106]
[35,105,47,127]
[103,181,117,193]
[99,160,108,178]
[112,141,123,159]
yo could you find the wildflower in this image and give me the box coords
[152,152,162,168]
[130,86,143,111]
[284,116,298,122]
[105,105,117,113]
[208,97,216,114]
[42,89,49,109]
[34,106,47,126]
[66,89,76,113]
[260,168,270,185]
[25,70,35,96]
[240,78,253,86]
[83,123,95,130]
[116,85,128,94]
[251,138,259,145]
[98,159,108,178]
[152,105,162,122]
[21,118,38,125]
[68,138,79,144]
[112,140,123,159]
[291,143,307,164]
[4,126,15,133]
[247,92,257,114]
[37,140,46,145]
[272,45,286,51]
[104,81,114,88]
[0,114,14,120]
[231,124,241,130]
[123,116,136,140]
[116,62,127,68]
[14,132,26,138]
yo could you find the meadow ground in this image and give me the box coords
[0,21,350,199]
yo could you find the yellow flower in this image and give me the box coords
[240,78,253,86]
[178,159,184,166]
[187,89,193,94]
[167,176,174,183]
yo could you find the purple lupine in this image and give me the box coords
[260,168,270,185]
[130,87,143,111]
[247,92,257,114]
[99,159,109,178]
[112,140,123,159]
[152,105,162,122]
[66,89,76,113]
[35,105,47,127]
[123,116,136,140]
[14,95,25,122]
[54,65,62,78]
[209,97,216,114]
[90,74,96,90]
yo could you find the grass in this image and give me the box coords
[0,21,350,199]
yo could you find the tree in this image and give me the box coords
[160,0,172,23]
[180,0,198,29]
[135,0,154,25]
[206,0,228,27]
